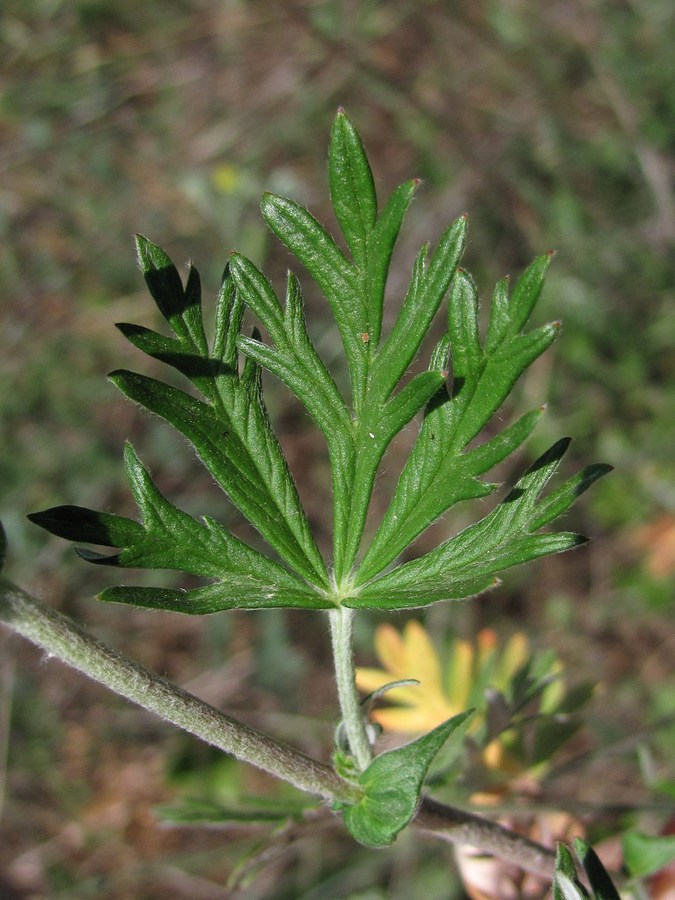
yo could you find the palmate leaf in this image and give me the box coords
[28,110,608,618]
[29,444,329,613]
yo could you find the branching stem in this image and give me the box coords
[0,579,555,880]
[0,578,359,804]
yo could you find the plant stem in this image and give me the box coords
[328,605,373,772]
[417,796,555,879]
[0,578,359,805]
[0,579,557,879]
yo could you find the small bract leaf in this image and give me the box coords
[343,710,473,847]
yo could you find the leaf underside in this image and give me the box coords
[28,110,609,614]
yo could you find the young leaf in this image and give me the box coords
[343,710,473,847]
[29,444,330,613]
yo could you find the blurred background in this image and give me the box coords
[1,1,674,896]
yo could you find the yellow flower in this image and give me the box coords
[357,621,526,737]
[356,620,581,784]
[357,620,458,734]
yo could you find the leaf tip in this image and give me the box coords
[135,233,172,274]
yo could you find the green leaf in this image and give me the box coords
[99,581,330,613]
[343,710,473,847]
[553,844,587,900]
[230,257,351,440]
[370,215,466,403]
[135,235,208,354]
[261,192,368,404]
[356,401,543,586]
[622,830,675,879]
[156,798,295,825]
[119,246,329,589]
[449,268,483,384]
[329,108,377,269]
[366,179,418,345]
[574,838,621,899]
[30,444,329,613]
[484,275,510,354]
[356,251,561,584]
[350,439,606,609]
[27,112,609,621]
[230,257,358,579]
[379,371,447,444]
[336,366,447,578]
[109,370,326,586]
[506,251,554,338]
[529,463,614,530]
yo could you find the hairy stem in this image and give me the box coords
[328,605,373,772]
[0,579,556,880]
[417,796,555,878]
[0,578,359,804]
